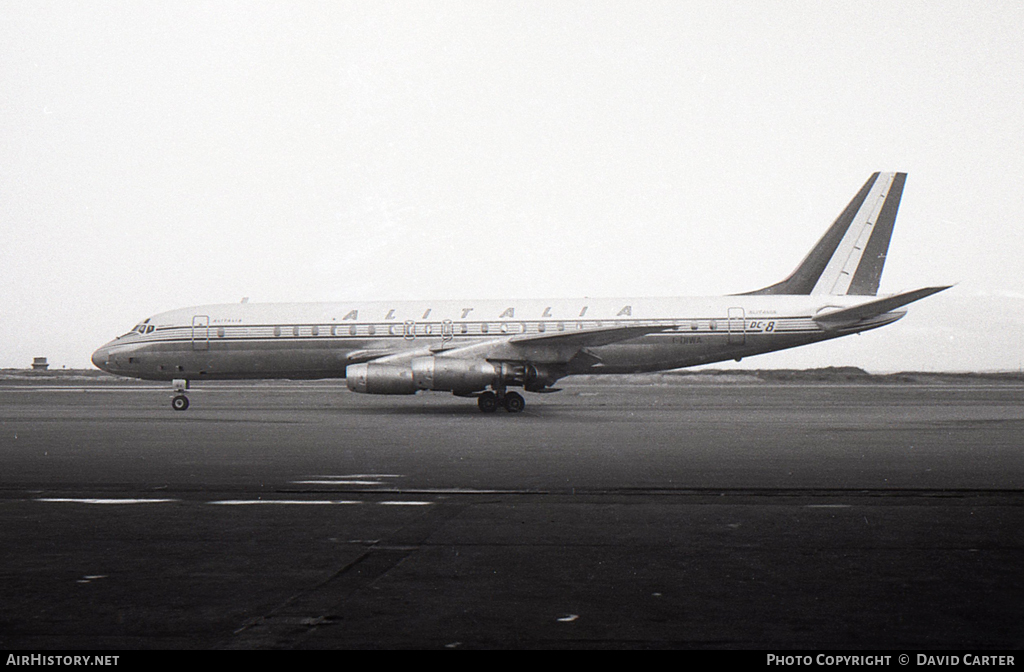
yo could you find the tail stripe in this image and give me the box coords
[811,173,898,295]
[743,172,906,297]
[743,173,879,295]
[847,172,906,295]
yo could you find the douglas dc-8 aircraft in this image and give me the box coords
[93,172,948,413]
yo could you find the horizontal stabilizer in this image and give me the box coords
[813,286,951,329]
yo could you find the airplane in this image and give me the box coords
[92,172,949,413]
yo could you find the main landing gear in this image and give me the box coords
[477,390,525,414]
[171,379,190,411]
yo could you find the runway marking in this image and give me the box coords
[406,488,514,494]
[32,496,435,507]
[311,474,404,479]
[36,498,177,505]
[76,575,108,584]
[291,480,384,486]
[290,474,404,486]
[804,504,852,508]
[209,499,433,507]
[209,500,361,506]
[283,487,533,495]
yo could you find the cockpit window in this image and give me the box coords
[121,318,152,338]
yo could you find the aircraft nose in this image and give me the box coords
[91,347,109,371]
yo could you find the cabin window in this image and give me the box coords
[500,323,508,333]
[349,325,357,336]
[330,325,337,336]
[274,326,281,337]
[460,323,468,334]
[557,322,565,332]
[368,325,376,335]
[538,322,546,333]
[390,325,398,335]
[293,326,300,337]
[425,324,433,335]
[311,325,319,336]
[146,325,154,334]
[691,321,698,331]
[709,320,717,331]
[216,327,225,338]
[481,323,489,334]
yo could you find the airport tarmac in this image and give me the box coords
[1,379,1022,649]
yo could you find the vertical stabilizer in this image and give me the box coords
[744,172,906,296]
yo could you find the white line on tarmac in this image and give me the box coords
[35,497,434,506]
[291,480,384,486]
[35,498,178,504]
[309,474,404,479]
[208,500,362,506]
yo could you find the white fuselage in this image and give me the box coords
[88,172,942,412]
[91,294,903,383]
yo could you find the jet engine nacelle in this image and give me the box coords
[345,358,563,395]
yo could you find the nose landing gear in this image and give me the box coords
[171,379,190,411]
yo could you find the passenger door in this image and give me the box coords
[192,315,210,351]
[727,307,745,345]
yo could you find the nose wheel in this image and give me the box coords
[171,378,190,411]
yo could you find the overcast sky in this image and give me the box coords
[2,1,1022,371]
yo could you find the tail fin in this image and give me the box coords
[744,172,906,296]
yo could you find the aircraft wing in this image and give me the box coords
[347,324,671,366]
[510,324,671,347]
[435,323,671,363]
[813,286,951,329]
